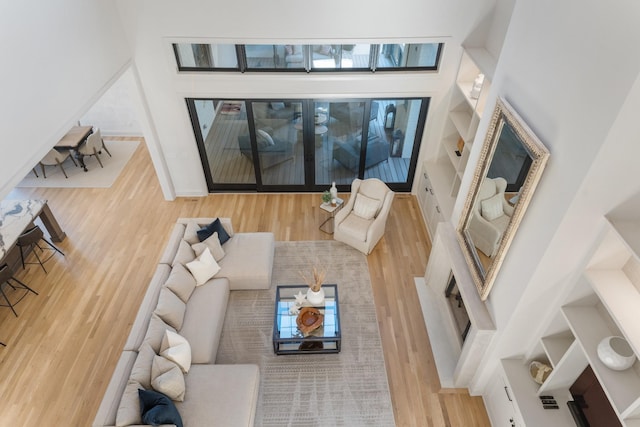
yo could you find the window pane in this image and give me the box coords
[245,45,293,70]
[205,100,254,184]
[322,101,366,185]
[174,44,238,69]
[364,99,423,183]
[334,44,371,69]
[252,101,303,185]
[377,43,441,69]
[311,45,337,69]
[283,44,305,69]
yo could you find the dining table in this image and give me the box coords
[55,125,93,171]
[0,199,66,269]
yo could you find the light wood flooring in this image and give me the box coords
[1,137,490,426]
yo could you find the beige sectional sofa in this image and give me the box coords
[92,218,275,427]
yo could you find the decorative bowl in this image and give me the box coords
[529,361,552,384]
[296,307,324,336]
[597,336,636,371]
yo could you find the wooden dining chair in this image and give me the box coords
[0,264,38,317]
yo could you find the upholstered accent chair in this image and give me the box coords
[467,177,514,258]
[334,178,395,255]
[38,148,77,178]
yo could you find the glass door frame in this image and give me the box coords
[186,97,429,193]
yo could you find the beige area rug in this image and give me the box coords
[17,140,139,188]
[216,241,396,427]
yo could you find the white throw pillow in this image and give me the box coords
[160,330,192,373]
[154,288,186,330]
[353,193,381,220]
[186,247,221,286]
[481,193,504,221]
[191,231,226,262]
[151,355,186,401]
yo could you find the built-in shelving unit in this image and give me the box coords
[419,47,495,238]
[493,218,640,426]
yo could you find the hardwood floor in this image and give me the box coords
[1,138,490,426]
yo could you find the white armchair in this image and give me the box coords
[467,177,514,258]
[334,178,394,255]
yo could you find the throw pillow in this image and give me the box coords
[191,231,226,262]
[130,343,157,390]
[171,239,196,267]
[481,193,504,222]
[154,288,186,330]
[256,129,275,146]
[196,218,231,244]
[185,247,221,286]
[116,381,143,426]
[353,193,381,220]
[151,355,186,401]
[138,389,184,427]
[142,313,177,353]
[183,220,201,245]
[160,330,192,373]
[163,263,197,303]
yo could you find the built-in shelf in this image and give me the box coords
[541,333,574,367]
[501,359,576,426]
[563,304,640,420]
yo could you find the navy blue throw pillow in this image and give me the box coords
[196,218,231,244]
[138,389,183,427]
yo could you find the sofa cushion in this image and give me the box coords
[92,351,137,427]
[115,381,143,426]
[196,218,231,244]
[160,330,192,374]
[353,193,381,220]
[154,288,186,330]
[159,223,186,265]
[176,364,259,427]
[163,263,196,303]
[130,343,156,390]
[217,232,274,290]
[338,213,374,242]
[172,239,195,267]
[186,247,221,286]
[183,220,200,245]
[142,313,177,353]
[179,278,229,364]
[139,389,184,427]
[124,264,171,352]
[151,355,185,402]
[191,231,225,261]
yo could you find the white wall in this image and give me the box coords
[80,68,142,136]
[461,0,640,392]
[115,0,495,196]
[0,1,132,199]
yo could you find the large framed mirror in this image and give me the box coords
[457,97,550,300]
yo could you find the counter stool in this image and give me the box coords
[17,225,65,273]
[0,264,38,317]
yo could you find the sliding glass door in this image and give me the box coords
[186,97,429,192]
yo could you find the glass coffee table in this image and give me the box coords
[273,284,341,355]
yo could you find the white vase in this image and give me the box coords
[329,182,338,201]
[306,287,325,306]
[597,336,636,371]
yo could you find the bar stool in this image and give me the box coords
[16,225,65,273]
[0,264,38,317]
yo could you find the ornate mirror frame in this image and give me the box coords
[457,97,550,300]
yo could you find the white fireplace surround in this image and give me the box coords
[416,222,495,388]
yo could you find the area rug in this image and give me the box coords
[216,240,396,427]
[17,140,139,188]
